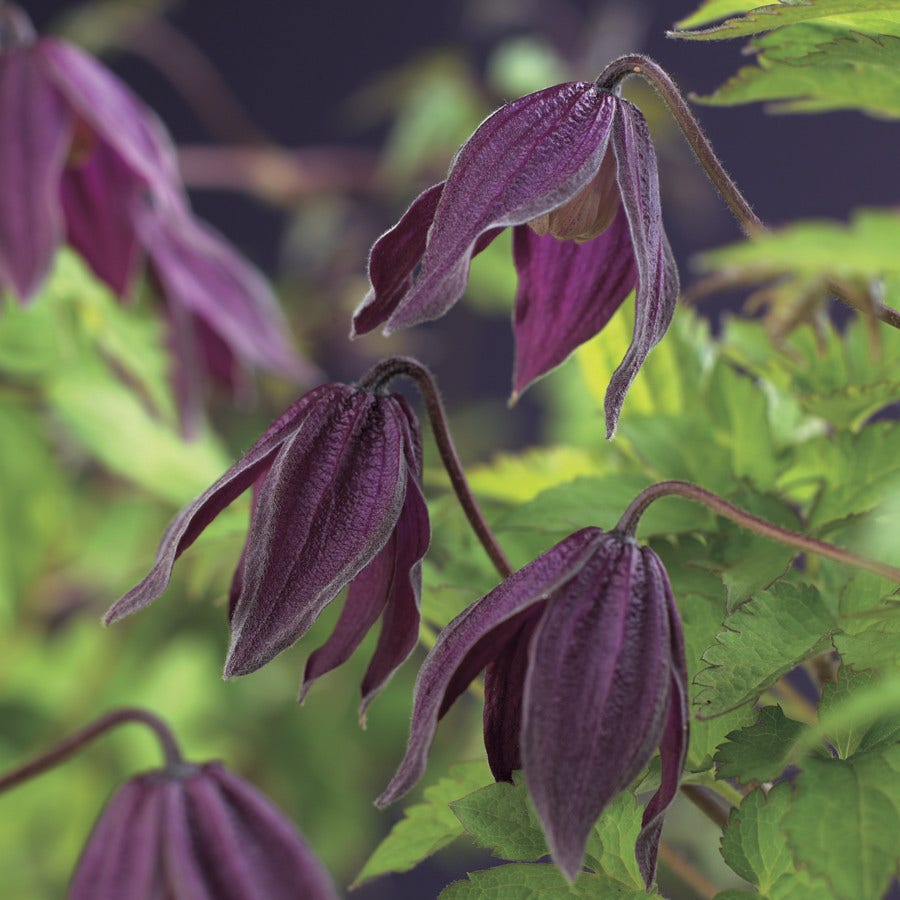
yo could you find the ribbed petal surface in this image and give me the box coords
[226,390,409,676]
[352,182,443,336]
[74,764,337,900]
[69,775,166,899]
[60,139,143,297]
[140,207,310,381]
[605,99,679,438]
[104,387,332,624]
[510,201,637,399]
[383,83,616,332]
[0,47,70,300]
[39,38,179,195]
[522,537,672,883]
[377,528,605,807]
[635,553,689,886]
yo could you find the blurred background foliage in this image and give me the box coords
[2,0,900,897]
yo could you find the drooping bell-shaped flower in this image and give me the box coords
[352,81,679,437]
[104,380,430,714]
[0,4,311,427]
[70,761,338,900]
[377,527,688,887]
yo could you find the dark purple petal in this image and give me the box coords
[635,672,688,888]
[228,475,269,621]
[605,98,679,438]
[510,203,637,399]
[352,182,443,336]
[104,386,335,625]
[292,395,428,711]
[358,470,430,719]
[483,606,543,782]
[635,554,689,887]
[70,776,165,899]
[0,48,70,300]
[205,764,339,900]
[384,83,617,332]
[140,207,312,382]
[60,140,143,296]
[377,528,605,808]
[38,38,180,195]
[521,538,671,883]
[226,390,409,676]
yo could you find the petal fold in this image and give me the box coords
[226,391,409,676]
[0,48,70,300]
[605,99,679,437]
[377,527,605,807]
[522,539,671,882]
[385,83,616,332]
[511,204,637,398]
[104,387,333,624]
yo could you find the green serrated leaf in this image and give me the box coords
[695,581,839,718]
[586,791,647,889]
[675,1,762,30]
[451,777,549,862]
[353,761,491,886]
[715,706,806,783]
[784,745,900,899]
[694,28,900,118]
[465,446,599,503]
[698,210,900,282]
[678,591,759,770]
[720,783,794,891]
[439,864,651,898]
[792,668,900,760]
[671,0,900,41]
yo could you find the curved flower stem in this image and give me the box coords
[615,480,900,583]
[680,784,729,829]
[596,55,900,332]
[658,842,719,900]
[360,357,514,579]
[0,708,183,795]
[596,54,764,239]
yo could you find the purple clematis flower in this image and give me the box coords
[352,81,679,437]
[0,4,311,428]
[104,380,430,716]
[70,760,338,900]
[377,527,688,887]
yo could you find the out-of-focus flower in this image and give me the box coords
[70,760,338,900]
[104,380,430,716]
[0,4,312,427]
[352,81,678,437]
[377,527,688,886]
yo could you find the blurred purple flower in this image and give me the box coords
[0,5,313,428]
[104,381,430,715]
[70,760,338,900]
[352,81,678,437]
[377,527,688,886]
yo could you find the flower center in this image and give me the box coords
[528,148,619,243]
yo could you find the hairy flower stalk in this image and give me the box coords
[594,53,900,332]
[0,708,338,900]
[615,480,900,583]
